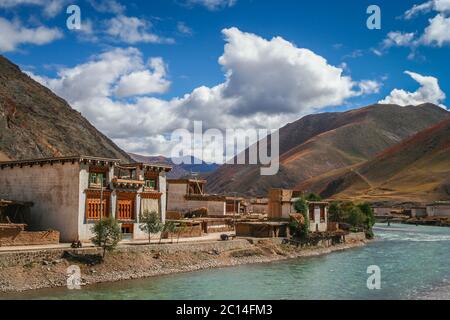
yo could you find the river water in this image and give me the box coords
[4,224,450,300]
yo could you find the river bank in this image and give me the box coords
[0,234,366,294]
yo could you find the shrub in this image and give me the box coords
[139,210,163,244]
[91,218,122,259]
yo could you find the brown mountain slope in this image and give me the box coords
[305,118,450,202]
[0,56,131,162]
[207,103,449,196]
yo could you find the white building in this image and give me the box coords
[268,189,329,233]
[426,202,450,217]
[0,156,171,242]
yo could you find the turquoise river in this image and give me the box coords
[3,224,450,300]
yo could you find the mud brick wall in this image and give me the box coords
[0,225,59,247]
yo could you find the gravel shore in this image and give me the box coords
[0,237,366,294]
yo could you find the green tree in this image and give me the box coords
[139,210,163,244]
[160,221,177,244]
[357,202,376,239]
[329,202,343,222]
[347,207,366,228]
[293,198,310,239]
[306,193,322,202]
[91,217,122,259]
[176,222,188,243]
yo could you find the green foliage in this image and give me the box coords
[91,217,122,259]
[294,198,308,214]
[357,203,376,239]
[292,198,310,239]
[347,207,366,228]
[139,210,163,243]
[161,221,177,243]
[329,202,343,222]
[176,222,189,243]
[306,193,322,202]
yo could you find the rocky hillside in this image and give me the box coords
[0,56,131,162]
[303,118,450,202]
[207,103,450,196]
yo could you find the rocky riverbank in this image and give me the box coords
[0,235,366,294]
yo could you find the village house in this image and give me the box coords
[426,202,450,217]
[166,179,244,217]
[248,197,269,214]
[268,189,329,232]
[0,156,171,242]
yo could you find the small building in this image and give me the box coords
[167,179,244,216]
[0,156,171,242]
[235,221,289,238]
[372,206,395,216]
[248,198,269,214]
[411,206,427,218]
[426,202,450,217]
[268,189,329,233]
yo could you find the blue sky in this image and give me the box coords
[1,0,449,158]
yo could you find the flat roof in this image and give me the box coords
[118,163,172,172]
[168,179,208,184]
[0,156,120,169]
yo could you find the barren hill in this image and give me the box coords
[0,56,131,162]
[207,103,449,197]
[304,118,450,202]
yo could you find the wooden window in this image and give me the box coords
[117,193,136,221]
[145,177,158,191]
[85,191,110,221]
[309,205,315,221]
[320,206,326,222]
[89,172,105,188]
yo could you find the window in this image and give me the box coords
[89,173,105,188]
[145,177,158,191]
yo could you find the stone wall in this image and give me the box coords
[0,226,60,247]
[0,239,252,268]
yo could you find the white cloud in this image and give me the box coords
[105,15,174,44]
[401,0,450,47]
[29,28,379,158]
[0,17,63,52]
[383,31,416,48]
[0,0,69,17]
[404,0,450,19]
[357,80,382,95]
[177,21,193,35]
[379,71,446,108]
[88,0,125,14]
[185,0,237,10]
[420,14,450,46]
[114,57,171,97]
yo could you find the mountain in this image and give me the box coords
[129,153,220,179]
[0,56,131,162]
[207,103,450,196]
[302,118,450,203]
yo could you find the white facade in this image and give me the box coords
[0,157,171,242]
[426,203,450,217]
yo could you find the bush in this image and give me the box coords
[91,218,122,259]
[293,198,310,240]
[139,210,163,243]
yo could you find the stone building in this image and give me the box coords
[166,179,244,216]
[426,202,450,217]
[268,189,329,233]
[0,156,171,242]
